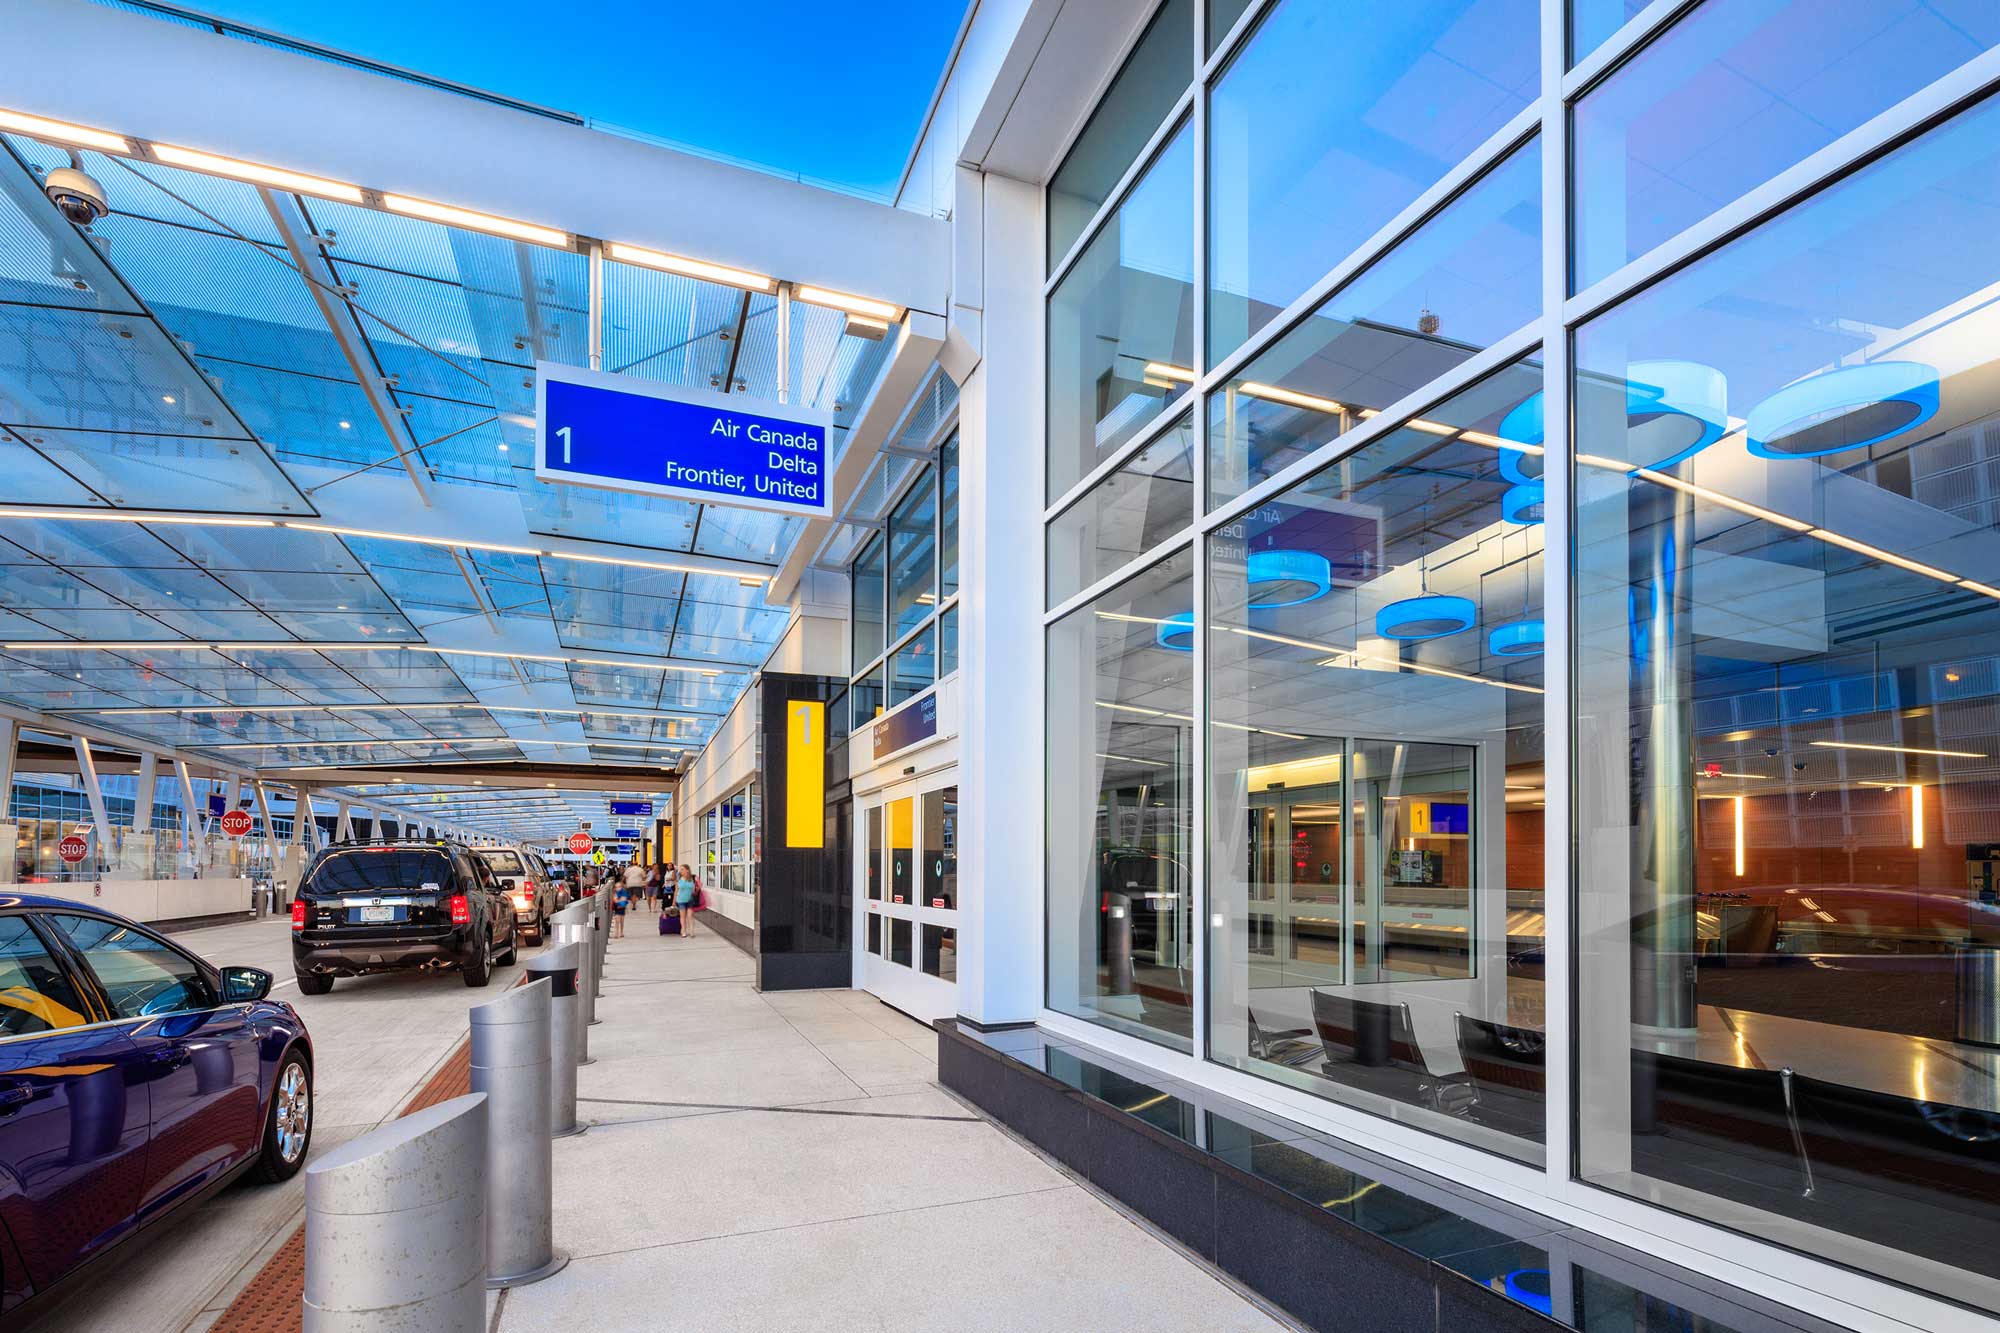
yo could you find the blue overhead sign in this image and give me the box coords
[609,800,655,819]
[535,362,831,518]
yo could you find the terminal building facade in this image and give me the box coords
[4,0,2000,1328]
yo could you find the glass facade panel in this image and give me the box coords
[1206,0,1537,364]
[939,604,959,679]
[1046,120,1195,502]
[1046,547,1195,1051]
[1208,0,1254,55]
[866,805,882,901]
[923,786,958,910]
[1207,360,1546,1162]
[890,916,913,967]
[888,624,936,708]
[1047,0,1193,271]
[853,534,885,668]
[922,924,957,981]
[940,434,960,597]
[1047,412,1195,607]
[889,468,939,640]
[1207,139,1541,505]
[1570,0,1648,67]
[1573,93,2000,1310]
[1572,0,2000,291]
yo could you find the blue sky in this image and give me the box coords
[194,1,969,199]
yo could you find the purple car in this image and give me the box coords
[0,894,312,1318]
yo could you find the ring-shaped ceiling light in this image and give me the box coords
[1500,360,1728,472]
[1375,594,1476,641]
[1488,619,1545,656]
[1502,483,1544,526]
[1245,549,1333,609]
[1744,360,1940,459]
[1155,610,1195,652]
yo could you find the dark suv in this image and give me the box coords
[292,839,517,993]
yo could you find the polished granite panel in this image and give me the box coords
[943,1022,1845,1333]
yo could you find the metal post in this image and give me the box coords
[524,942,588,1136]
[554,908,599,1031]
[303,1092,488,1332]
[469,978,567,1288]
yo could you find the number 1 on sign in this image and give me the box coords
[555,426,572,463]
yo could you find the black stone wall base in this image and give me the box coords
[758,949,850,992]
[699,908,754,957]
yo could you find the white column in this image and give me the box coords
[173,758,202,874]
[954,168,1045,1027]
[71,735,116,877]
[0,719,18,884]
[124,751,160,879]
[334,801,353,844]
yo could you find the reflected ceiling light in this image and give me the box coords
[0,108,131,154]
[1375,594,1475,641]
[382,195,568,248]
[150,144,363,202]
[1501,484,1543,525]
[283,521,541,557]
[606,243,774,293]
[0,508,275,527]
[1624,360,1730,469]
[4,641,212,651]
[1487,620,1544,657]
[1239,382,1344,415]
[1746,361,1939,459]
[1143,362,1195,386]
[550,549,769,582]
[1806,527,1955,582]
[793,285,900,321]
[1245,549,1332,609]
[1809,740,1984,759]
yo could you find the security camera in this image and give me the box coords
[44,164,109,227]
[1792,760,1808,773]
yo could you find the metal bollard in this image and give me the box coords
[554,910,599,1030]
[524,942,588,1136]
[303,1093,487,1332]
[468,978,567,1288]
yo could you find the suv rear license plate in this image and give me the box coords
[358,905,397,923]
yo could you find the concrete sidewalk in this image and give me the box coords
[493,925,1285,1331]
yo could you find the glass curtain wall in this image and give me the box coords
[848,410,961,730]
[1042,0,2000,1315]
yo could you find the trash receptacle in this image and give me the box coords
[1957,944,2000,1048]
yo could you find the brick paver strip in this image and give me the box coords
[207,1036,474,1333]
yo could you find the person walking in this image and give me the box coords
[611,875,629,938]
[675,863,699,940]
[645,861,664,908]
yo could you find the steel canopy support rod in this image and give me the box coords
[258,186,434,509]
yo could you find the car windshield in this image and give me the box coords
[479,850,526,876]
[306,849,453,896]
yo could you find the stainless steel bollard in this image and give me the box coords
[554,910,599,1031]
[303,1093,487,1332]
[592,893,608,986]
[524,942,588,1136]
[469,978,567,1288]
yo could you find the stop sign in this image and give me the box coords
[57,834,88,864]
[220,808,253,837]
[568,831,594,856]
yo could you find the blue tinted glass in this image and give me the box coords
[1570,0,1648,67]
[1048,0,1193,271]
[1047,121,1194,501]
[1206,0,1536,365]
[1208,139,1540,504]
[1573,0,2000,290]
[1573,90,2000,1310]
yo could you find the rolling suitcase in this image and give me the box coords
[660,909,681,936]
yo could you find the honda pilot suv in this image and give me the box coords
[292,839,518,993]
[477,845,558,942]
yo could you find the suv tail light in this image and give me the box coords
[448,893,471,926]
[511,890,533,911]
[290,898,306,931]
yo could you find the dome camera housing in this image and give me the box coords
[44,165,109,227]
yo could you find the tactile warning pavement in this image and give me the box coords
[208,1037,474,1333]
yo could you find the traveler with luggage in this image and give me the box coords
[675,864,700,939]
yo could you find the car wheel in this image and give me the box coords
[498,919,520,965]
[462,932,493,987]
[295,973,333,996]
[250,1049,313,1183]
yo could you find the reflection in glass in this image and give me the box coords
[888,624,935,708]
[939,604,959,679]
[1208,361,1546,1162]
[1206,0,1536,364]
[1047,412,1194,607]
[1208,0,1253,55]
[1572,0,2000,290]
[1207,139,1540,505]
[852,534,884,667]
[889,468,938,640]
[1570,0,1648,68]
[940,434,960,597]
[866,805,882,901]
[1047,122,1195,502]
[891,916,913,968]
[923,787,958,909]
[923,924,957,981]
[1573,92,2000,1312]
[1047,0,1193,271]
[1047,548,1195,1051]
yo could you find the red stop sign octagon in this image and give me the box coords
[568,831,594,856]
[57,834,88,864]
[220,808,254,837]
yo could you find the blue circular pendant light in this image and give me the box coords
[1501,483,1544,525]
[1744,360,1939,459]
[1496,395,1545,484]
[1500,360,1727,471]
[1487,619,1544,656]
[1501,1269,1554,1317]
[1155,610,1194,652]
[1245,549,1333,609]
[1375,594,1475,641]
